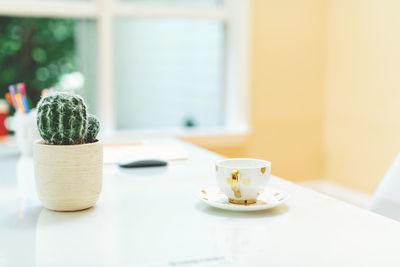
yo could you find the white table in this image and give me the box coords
[1,140,400,267]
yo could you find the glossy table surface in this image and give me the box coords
[1,139,400,267]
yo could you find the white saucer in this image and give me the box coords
[197,187,289,211]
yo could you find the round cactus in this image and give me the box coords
[84,114,100,143]
[37,92,88,145]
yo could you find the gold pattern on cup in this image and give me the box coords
[261,167,266,174]
[226,169,241,198]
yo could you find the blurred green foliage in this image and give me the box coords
[0,16,76,108]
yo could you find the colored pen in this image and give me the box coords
[5,93,15,109]
[16,93,25,114]
[26,96,33,109]
[8,85,18,111]
[21,95,30,113]
[17,83,30,112]
[18,83,26,96]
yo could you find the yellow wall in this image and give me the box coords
[245,0,326,181]
[324,0,400,193]
[185,0,326,182]
[185,0,400,194]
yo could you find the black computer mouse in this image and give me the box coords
[118,158,168,168]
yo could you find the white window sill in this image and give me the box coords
[102,125,250,147]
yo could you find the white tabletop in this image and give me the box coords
[1,140,400,267]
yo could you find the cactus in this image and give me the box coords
[37,92,88,145]
[85,114,100,143]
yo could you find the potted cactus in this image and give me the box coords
[33,92,102,211]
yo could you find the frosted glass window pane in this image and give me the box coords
[113,18,224,130]
[120,0,221,8]
[74,20,98,114]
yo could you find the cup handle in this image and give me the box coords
[230,169,241,198]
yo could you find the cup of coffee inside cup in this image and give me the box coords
[215,158,271,205]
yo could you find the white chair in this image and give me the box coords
[369,153,400,221]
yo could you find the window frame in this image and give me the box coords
[0,0,251,137]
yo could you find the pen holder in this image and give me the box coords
[6,110,40,157]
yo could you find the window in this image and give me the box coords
[0,0,250,135]
[0,17,96,111]
[113,18,224,130]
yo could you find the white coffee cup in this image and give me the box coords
[216,158,271,204]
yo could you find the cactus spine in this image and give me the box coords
[37,92,88,145]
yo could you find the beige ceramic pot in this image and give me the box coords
[33,140,103,211]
